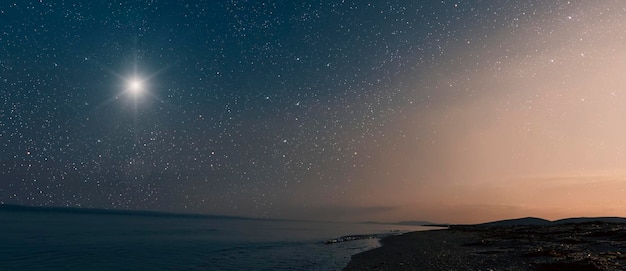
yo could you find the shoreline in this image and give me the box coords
[344,222,626,270]
[344,228,513,270]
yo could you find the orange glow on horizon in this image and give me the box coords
[323,2,626,224]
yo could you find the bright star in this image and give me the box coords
[101,57,168,107]
[127,78,144,95]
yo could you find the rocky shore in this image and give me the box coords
[344,222,626,270]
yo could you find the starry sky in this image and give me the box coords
[3,1,626,224]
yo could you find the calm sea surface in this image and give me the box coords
[0,208,435,270]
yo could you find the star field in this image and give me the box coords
[3,1,626,223]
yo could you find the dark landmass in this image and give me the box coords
[0,204,272,221]
[554,217,626,225]
[345,218,626,271]
[480,217,626,227]
[394,220,439,226]
[361,220,439,226]
[479,217,552,227]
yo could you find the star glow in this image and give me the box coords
[127,78,144,95]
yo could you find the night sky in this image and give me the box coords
[3,1,626,223]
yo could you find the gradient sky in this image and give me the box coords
[3,1,626,224]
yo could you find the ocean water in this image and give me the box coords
[0,207,434,270]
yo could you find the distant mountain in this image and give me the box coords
[554,217,626,225]
[475,216,626,227]
[478,217,551,227]
[0,204,263,221]
[361,220,438,226]
[394,220,438,226]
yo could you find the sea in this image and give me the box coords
[0,206,435,270]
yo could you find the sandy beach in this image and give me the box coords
[345,222,626,270]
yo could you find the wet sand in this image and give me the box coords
[344,222,626,270]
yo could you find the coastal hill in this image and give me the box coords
[0,204,274,221]
[554,217,626,225]
[477,216,626,227]
[478,217,551,227]
[361,220,437,226]
[361,216,626,228]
